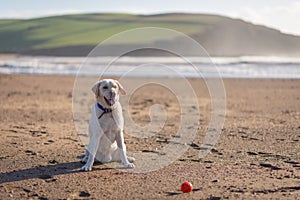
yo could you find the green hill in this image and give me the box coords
[1,13,300,56]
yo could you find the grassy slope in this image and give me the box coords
[0,13,223,51]
[1,13,299,56]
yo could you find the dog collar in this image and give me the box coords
[97,102,112,119]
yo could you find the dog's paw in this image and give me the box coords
[124,162,135,168]
[127,156,135,163]
[81,164,92,171]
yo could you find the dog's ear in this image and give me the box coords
[92,81,101,97]
[115,80,126,95]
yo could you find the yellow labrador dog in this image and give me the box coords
[81,79,135,171]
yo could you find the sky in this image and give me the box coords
[1,0,300,36]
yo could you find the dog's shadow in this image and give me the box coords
[0,161,112,184]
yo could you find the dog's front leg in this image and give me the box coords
[81,132,101,171]
[116,130,135,168]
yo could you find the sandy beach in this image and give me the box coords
[0,74,299,199]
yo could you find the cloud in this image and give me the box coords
[0,9,81,19]
[229,2,300,35]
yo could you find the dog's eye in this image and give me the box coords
[112,85,117,88]
[102,86,108,90]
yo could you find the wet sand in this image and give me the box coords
[0,75,299,199]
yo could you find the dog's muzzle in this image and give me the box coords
[104,96,116,106]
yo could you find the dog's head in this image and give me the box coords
[92,79,126,107]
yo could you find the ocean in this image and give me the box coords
[0,56,300,78]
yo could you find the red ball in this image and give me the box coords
[180,181,193,193]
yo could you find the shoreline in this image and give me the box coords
[1,55,300,79]
[2,73,300,80]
